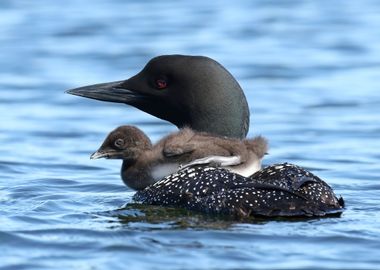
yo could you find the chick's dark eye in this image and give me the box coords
[155,79,167,89]
[114,138,124,148]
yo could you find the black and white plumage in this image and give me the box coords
[251,164,343,201]
[133,163,344,218]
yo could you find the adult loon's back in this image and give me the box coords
[134,164,344,218]
[68,55,345,218]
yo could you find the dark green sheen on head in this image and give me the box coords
[67,55,250,138]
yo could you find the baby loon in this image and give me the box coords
[134,164,344,218]
[67,55,249,139]
[91,125,268,190]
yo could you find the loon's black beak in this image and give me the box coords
[66,80,148,104]
[66,75,187,128]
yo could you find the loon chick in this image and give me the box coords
[66,55,249,139]
[91,125,268,190]
[134,164,344,218]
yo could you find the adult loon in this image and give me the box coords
[90,125,268,190]
[67,55,344,217]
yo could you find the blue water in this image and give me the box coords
[1,0,380,269]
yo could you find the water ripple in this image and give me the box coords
[1,0,380,269]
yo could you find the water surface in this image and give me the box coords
[1,1,380,269]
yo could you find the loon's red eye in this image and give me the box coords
[155,79,167,89]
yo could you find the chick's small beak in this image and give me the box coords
[90,150,108,160]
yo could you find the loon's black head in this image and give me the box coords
[90,125,152,160]
[66,55,250,139]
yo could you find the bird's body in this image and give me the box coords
[68,54,345,218]
[134,164,344,218]
[91,125,268,191]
